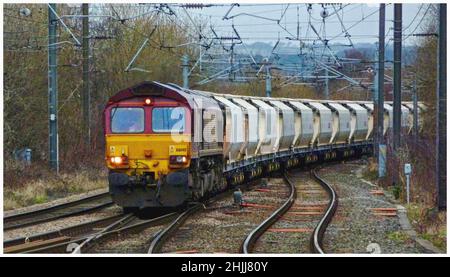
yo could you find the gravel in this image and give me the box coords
[86,179,289,254]
[160,178,290,254]
[90,224,166,253]
[253,171,328,253]
[320,162,423,254]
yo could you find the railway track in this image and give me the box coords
[3,192,113,231]
[148,204,203,253]
[241,174,297,253]
[6,212,178,254]
[70,212,177,254]
[310,168,338,253]
[4,167,337,254]
[4,214,127,253]
[147,179,291,254]
[147,189,240,254]
[241,167,338,254]
[7,189,233,254]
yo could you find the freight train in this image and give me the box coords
[104,81,424,211]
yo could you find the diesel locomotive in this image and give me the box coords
[104,81,423,211]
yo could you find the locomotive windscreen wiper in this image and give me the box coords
[110,103,120,121]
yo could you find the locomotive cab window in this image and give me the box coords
[111,107,144,133]
[152,107,186,133]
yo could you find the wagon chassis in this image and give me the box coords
[223,141,372,184]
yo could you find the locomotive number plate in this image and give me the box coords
[169,145,188,155]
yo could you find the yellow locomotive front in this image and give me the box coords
[104,82,193,211]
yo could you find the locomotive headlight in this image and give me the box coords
[176,156,187,163]
[110,156,123,164]
[169,155,188,165]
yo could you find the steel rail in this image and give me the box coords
[71,213,137,253]
[148,203,203,253]
[241,172,297,253]
[3,192,113,230]
[23,212,178,254]
[310,168,339,254]
[146,187,238,254]
[5,214,131,254]
[3,213,124,252]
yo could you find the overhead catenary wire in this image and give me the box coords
[402,4,432,41]
[402,4,424,32]
[5,3,424,93]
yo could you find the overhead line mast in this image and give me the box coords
[376,4,386,178]
[48,3,59,173]
[436,4,446,210]
[82,3,91,146]
[392,4,402,151]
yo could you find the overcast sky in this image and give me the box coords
[176,3,426,47]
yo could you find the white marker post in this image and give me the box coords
[404,163,412,204]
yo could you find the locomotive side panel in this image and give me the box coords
[181,89,226,199]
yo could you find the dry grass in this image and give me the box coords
[3,160,107,210]
[384,136,437,206]
[363,140,446,251]
[407,203,446,251]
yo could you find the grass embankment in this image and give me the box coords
[4,160,107,211]
[363,158,446,251]
[406,204,446,251]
